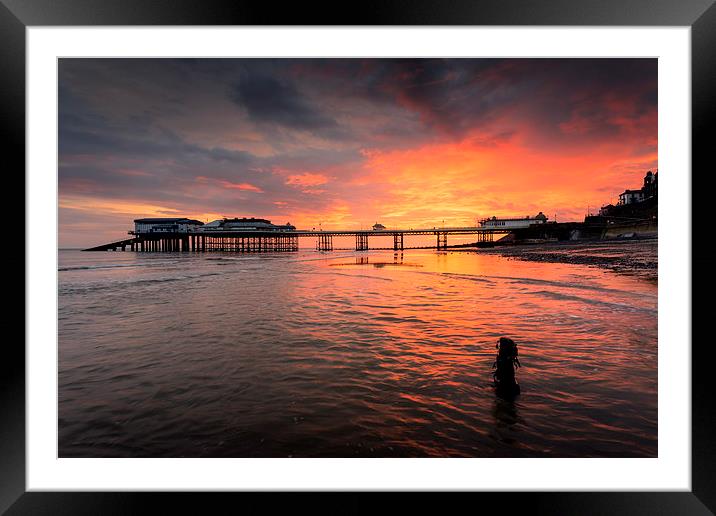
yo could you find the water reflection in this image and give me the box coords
[333,253,419,268]
[492,396,521,447]
[58,243,657,458]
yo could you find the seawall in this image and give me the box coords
[601,220,658,239]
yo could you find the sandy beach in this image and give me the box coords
[467,238,658,282]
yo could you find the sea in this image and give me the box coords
[58,240,658,457]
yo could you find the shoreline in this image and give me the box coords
[61,237,658,283]
[453,237,658,282]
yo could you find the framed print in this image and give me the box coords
[6,0,714,513]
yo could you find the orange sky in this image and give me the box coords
[59,58,657,247]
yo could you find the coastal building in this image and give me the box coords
[642,170,658,199]
[617,170,658,205]
[618,189,645,205]
[372,223,386,230]
[479,212,548,229]
[593,170,658,225]
[200,217,296,232]
[133,217,204,234]
[598,204,615,217]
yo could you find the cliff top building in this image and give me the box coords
[617,170,658,206]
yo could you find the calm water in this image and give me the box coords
[58,243,657,457]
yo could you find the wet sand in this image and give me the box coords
[465,238,657,282]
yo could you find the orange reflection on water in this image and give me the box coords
[281,247,657,456]
[59,243,657,457]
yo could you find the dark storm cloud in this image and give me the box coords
[229,74,340,132]
[59,119,256,185]
[58,57,658,160]
[58,69,364,217]
[342,58,658,144]
[59,58,658,148]
[60,85,252,166]
[273,58,525,140]
[370,59,513,135]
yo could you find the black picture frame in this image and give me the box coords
[4,0,713,514]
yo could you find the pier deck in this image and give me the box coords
[83,238,140,252]
[83,226,504,252]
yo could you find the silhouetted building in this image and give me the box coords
[134,217,204,234]
[480,212,548,229]
[642,170,658,199]
[618,189,645,205]
[599,204,615,217]
[201,217,296,232]
[617,170,658,205]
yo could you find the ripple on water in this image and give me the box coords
[58,248,657,458]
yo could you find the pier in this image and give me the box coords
[83,226,503,252]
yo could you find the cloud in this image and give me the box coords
[58,58,658,247]
[229,74,340,133]
[285,173,330,187]
[218,180,264,193]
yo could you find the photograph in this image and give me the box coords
[57,57,659,459]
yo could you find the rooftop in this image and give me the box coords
[134,217,204,225]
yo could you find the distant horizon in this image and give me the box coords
[59,58,657,248]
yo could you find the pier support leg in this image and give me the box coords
[436,232,447,249]
[356,233,368,251]
[318,234,333,251]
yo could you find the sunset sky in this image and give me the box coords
[59,58,657,248]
